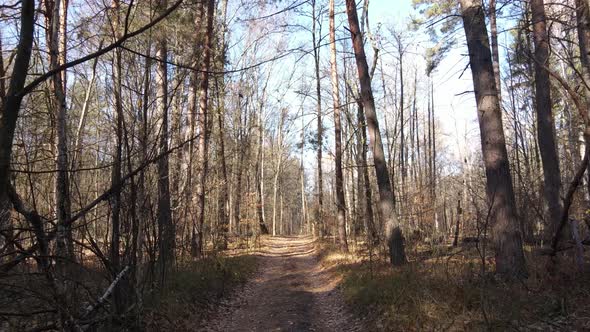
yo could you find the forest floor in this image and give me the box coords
[199,235,363,331]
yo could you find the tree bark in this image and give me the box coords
[312,0,324,237]
[459,0,527,278]
[329,0,349,252]
[272,110,286,236]
[216,0,233,245]
[45,0,75,267]
[109,0,124,315]
[155,0,174,278]
[193,0,215,256]
[345,0,406,265]
[489,0,502,101]
[531,0,563,238]
[575,0,590,201]
[0,0,34,277]
[255,111,269,235]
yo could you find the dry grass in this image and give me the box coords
[318,240,590,331]
[144,255,258,331]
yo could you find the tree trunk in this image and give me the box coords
[329,0,349,252]
[345,0,406,266]
[431,82,437,198]
[489,0,502,101]
[46,0,74,268]
[312,0,324,238]
[193,0,215,256]
[137,44,151,269]
[272,110,285,236]
[215,0,231,245]
[531,0,563,238]
[155,0,174,279]
[398,39,406,209]
[255,116,269,234]
[255,73,271,235]
[459,0,527,278]
[109,0,124,315]
[0,1,34,199]
[453,197,461,247]
[575,0,590,201]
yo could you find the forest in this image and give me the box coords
[1,0,590,330]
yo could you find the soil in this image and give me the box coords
[200,235,362,331]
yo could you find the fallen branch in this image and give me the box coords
[551,147,589,256]
[82,265,130,319]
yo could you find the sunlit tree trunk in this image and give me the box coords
[459,0,527,278]
[216,0,232,246]
[345,0,406,265]
[193,0,215,256]
[272,109,286,236]
[329,0,348,252]
[311,0,324,237]
[46,0,74,268]
[256,100,269,235]
[489,0,502,101]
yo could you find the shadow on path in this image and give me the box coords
[200,235,361,332]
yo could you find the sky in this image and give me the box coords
[322,0,481,172]
[225,0,484,176]
[368,0,480,166]
[230,0,494,176]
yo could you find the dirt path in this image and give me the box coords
[200,235,361,332]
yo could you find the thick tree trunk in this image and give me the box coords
[216,0,232,245]
[0,4,35,260]
[193,0,215,256]
[489,0,502,101]
[0,0,34,288]
[358,104,377,241]
[459,0,527,278]
[531,0,563,238]
[45,1,77,328]
[46,0,74,267]
[345,0,406,266]
[329,0,348,252]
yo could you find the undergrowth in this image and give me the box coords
[144,255,257,331]
[319,241,590,331]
